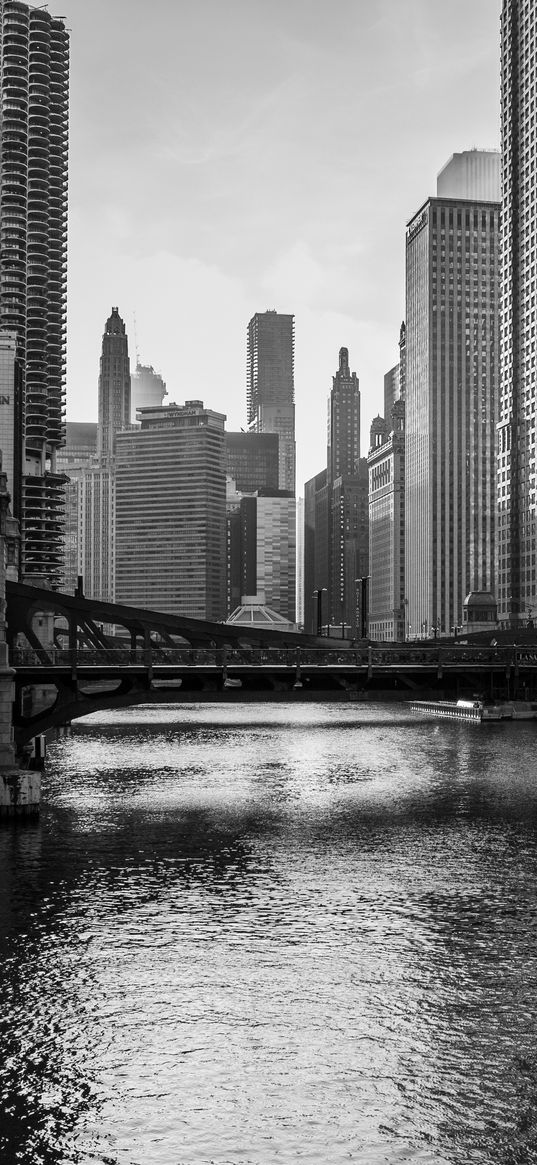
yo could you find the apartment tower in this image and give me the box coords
[247,310,295,494]
[405,152,500,636]
[498,2,537,624]
[0,1,69,584]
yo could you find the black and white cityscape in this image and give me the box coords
[3,2,537,1163]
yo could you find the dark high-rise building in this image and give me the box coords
[498,2,537,625]
[303,347,367,636]
[115,401,227,620]
[303,469,330,635]
[247,311,295,494]
[0,2,69,584]
[328,347,361,483]
[225,432,279,494]
[97,308,131,461]
[330,459,369,633]
[405,160,500,637]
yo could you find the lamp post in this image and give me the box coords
[313,588,327,637]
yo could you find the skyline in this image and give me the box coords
[60,0,501,489]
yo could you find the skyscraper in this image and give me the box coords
[328,347,361,483]
[247,311,295,494]
[303,347,368,636]
[405,157,500,637]
[0,2,69,584]
[97,308,131,461]
[115,401,227,620]
[130,362,167,423]
[368,402,406,642]
[498,2,537,625]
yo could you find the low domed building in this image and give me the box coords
[462,591,498,632]
[225,594,297,634]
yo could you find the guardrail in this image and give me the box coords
[9,644,528,669]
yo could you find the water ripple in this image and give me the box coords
[1,703,537,1163]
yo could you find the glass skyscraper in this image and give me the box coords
[246,311,296,495]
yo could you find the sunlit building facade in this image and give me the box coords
[405,185,500,636]
[115,401,227,619]
[498,1,537,624]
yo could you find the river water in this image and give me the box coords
[1,702,537,1165]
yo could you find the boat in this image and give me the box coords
[410,698,537,722]
[410,698,483,722]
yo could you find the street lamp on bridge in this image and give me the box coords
[312,587,327,637]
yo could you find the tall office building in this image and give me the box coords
[303,347,368,636]
[115,401,227,620]
[368,402,406,641]
[328,348,368,632]
[247,311,295,493]
[97,308,131,461]
[328,347,361,483]
[130,362,166,423]
[405,156,500,637]
[229,489,296,623]
[56,422,97,593]
[498,3,537,625]
[0,2,69,584]
[303,468,330,635]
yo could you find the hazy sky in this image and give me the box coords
[59,0,502,488]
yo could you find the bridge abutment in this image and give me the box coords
[0,461,41,817]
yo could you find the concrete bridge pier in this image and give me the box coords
[0,460,40,817]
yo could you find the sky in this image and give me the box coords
[59,0,502,489]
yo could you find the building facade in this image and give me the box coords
[303,469,330,635]
[498,2,537,625]
[56,422,97,594]
[114,401,227,620]
[247,311,295,494]
[225,431,279,493]
[405,176,500,636]
[328,347,361,484]
[78,467,115,603]
[437,150,501,203]
[330,460,369,634]
[0,2,69,584]
[97,308,131,462]
[130,362,167,423]
[368,403,406,641]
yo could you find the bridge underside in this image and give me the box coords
[13,660,529,747]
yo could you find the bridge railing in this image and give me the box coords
[9,643,525,669]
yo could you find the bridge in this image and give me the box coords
[7,581,537,749]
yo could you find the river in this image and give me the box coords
[1,702,537,1164]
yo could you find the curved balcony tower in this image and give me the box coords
[0,2,69,586]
